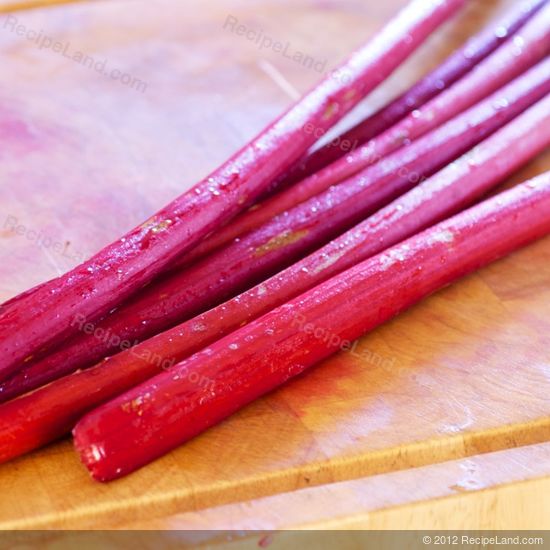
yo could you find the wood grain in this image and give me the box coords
[114,442,550,531]
[0,0,88,13]
[0,0,549,530]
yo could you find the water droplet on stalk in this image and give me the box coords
[492,98,509,110]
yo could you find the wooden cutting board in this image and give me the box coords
[0,0,549,530]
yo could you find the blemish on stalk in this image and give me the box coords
[192,322,207,332]
[254,229,309,258]
[393,130,409,146]
[140,218,154,230]
[344,89,358,102]
[379,246,410,271]
[322,101,339,121]
[23,355,34,363]
[430,229,455,244]
[120,393,151,416]
[141,219,173,234]
[152,220,173,233]
[379,254,396,271]
[312,248,348,274]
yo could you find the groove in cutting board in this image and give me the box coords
[110,441,550,531]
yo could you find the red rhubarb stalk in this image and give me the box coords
[3,0,539,323]
[280,0,549,185]
[3,0,534,324]
[179,2,550,264]
[0,0,464,381]
[3,60,548,404]
[73,171,550,481]
[2,92,550,464]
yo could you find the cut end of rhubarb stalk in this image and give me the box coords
[73,416,163,482]
[73,433,114,482]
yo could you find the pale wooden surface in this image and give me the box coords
[0,0,549,530]
[115,442,550,531]
[0,0,87,13]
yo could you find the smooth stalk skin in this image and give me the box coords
[177,1,550,265]
[2,92,550,464]
[3,61,548,406]
[5,0,538,322]
[0,282,49,312]
[279,0,549,185]
[73,172,550,481]
[0,0,464,381]
[4,0,535,337]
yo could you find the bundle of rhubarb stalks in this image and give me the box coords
[1,0,550,482]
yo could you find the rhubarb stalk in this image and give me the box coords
[179,2,550,263]
[0,0,464,381]
[3,60,548,404]
[3,0,541,323]
[73,171,550,481]
[280,0,548,184]
[1,92,550,464]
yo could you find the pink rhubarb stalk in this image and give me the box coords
[280,0,549,184]
[73,171,550,481]
[0,0,464,381]
[2,60,548,404]
[1,92,550,463]
[180,1,550,263]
